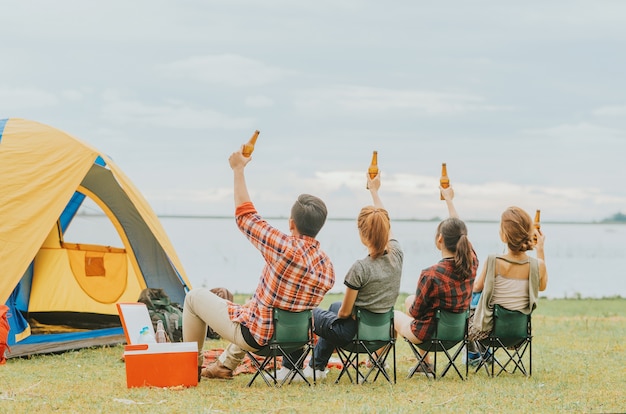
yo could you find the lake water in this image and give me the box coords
[66,216,626,299]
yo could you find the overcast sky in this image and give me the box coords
[2,1,625,222]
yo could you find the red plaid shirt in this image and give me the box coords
[409,249,478,341]
[227,202,335,345]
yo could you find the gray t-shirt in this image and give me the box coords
[343,239,403,313]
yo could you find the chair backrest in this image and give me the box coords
[434,308,468,344]
[492,305,530,346]
[356,308,393,342]
[271,308,312,345]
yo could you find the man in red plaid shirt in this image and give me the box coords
[183,145,335,380]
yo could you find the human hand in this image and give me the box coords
[440,185,454,201]
[366,172,381,192]
[229,147,252,171]
[534,228,545,250]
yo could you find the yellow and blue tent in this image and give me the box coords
[0,118,191,357]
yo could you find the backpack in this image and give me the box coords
[137,288,184,343]
[1,305,10,364]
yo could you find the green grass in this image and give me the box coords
[2,296,625,413]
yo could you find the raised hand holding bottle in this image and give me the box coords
[440,163,450,200]
[242,130,260,157]
[367,151,378,189]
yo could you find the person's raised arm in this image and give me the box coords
[440,185,459,219]
[366,172,394,239]
[534,228,548,291]
[229,148,252,207]
[366,172,384,209]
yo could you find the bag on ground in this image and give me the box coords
[137,288,184,342]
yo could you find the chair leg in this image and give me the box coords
[278,345,314,386]
[335,348,357,384]
[529,338,532,377]
[498,340,531,377]
[439,343,465,380]
[464,335,469,379]
[392,341,397,384]
[473,342,493,376]
[336,343,395,384]
[246,351,277,387]
[363,344,393,384]
[474,339,532,378]
[406,341,432,379]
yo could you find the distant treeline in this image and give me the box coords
[602,212,626,223]
[77,209,626,223]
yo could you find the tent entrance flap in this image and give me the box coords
[63,243,128,304]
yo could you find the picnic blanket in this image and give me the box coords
[202,349,354,376]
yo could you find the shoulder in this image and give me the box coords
[388,239,401,250]
[347,258,368,274]
[388,239,403,256]
[419,264,439,281]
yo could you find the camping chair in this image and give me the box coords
[406,308,469,380]
[474,304,532,377]
[245,308,315,387]
[335,307,396,384]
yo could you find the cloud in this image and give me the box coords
[254,170,626,221]
[61,89,87,101]
[592,105,626,117]
[293,85,511,117]
[522,122,625,142]
[0,86,58,110]
[158,54,293,87]
[100,90,254,129]
[245,95,275,108]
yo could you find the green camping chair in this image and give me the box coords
[475,304,532,377]
[335,307,396,384]
[406,308,469,380]
[245,308,315,387]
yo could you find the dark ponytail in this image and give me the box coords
[438,217,474,280]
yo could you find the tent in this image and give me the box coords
[0,118,192,357]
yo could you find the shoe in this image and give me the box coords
[410,361,434,377]
[482,350,495,365]
[365,359,390,371]
[265,367,299,383]
[302,365,327,381]
[201,361,233,380]
[269,366,325,383]
[274,366,296,382]
[467,352,481,367]
[470,350,495,368]
[261,367,301,383]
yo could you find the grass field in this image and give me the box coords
[1,295,625,413]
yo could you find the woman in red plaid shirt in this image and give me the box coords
[183,144,335,380]
[394,185,479,374]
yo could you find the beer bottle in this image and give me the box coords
[242,130,260,157]
[366,151,378,189]
[533,209,541,244]
[155,319,167,343]
[368,151,379,179]
[439,163,450,200]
